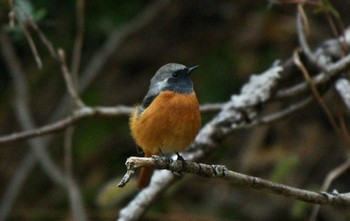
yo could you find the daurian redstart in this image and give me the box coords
[130,63,201,189]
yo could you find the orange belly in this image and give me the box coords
[130,91,201,155]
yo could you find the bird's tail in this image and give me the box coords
[138,167,154,189]
[137,152,156,189]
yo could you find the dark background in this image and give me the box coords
[0,0,350,220]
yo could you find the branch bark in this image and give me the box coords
[119,156,350,206]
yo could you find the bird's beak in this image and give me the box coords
[186,65,199,74]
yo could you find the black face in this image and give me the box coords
[163,67,194,94]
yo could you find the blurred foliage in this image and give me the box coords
[0,0,350,220]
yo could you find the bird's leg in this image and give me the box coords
[172,152,187,177]
[158,150,184,177]
[176,152,187,170]
[175,152,185,162]
[158,149,173,169]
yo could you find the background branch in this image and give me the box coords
[70,0,85,78]
[0,104,227,144]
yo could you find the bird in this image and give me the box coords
[129,63,201,189]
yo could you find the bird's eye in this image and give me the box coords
[172,71,180,78]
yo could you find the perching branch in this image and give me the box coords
[118,156,350,206]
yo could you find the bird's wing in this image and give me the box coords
[141,93,157,109]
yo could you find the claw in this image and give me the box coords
[320,190,339,199]
[176,152,185,162]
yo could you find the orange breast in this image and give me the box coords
[130,91,201,155]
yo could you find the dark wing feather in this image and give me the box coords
[141,94,157,109]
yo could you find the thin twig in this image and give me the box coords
[12,2,57,58]
[0,106,127,144]
[10,2,43,69]
[64,127,74,180]
[0,153,36,221]
[296,5,323,69]
[66,179,88,221]
[58,49,85,108]
[64,127,88,221]
[309,159,350,221]
[199,103,223,113]
[20,24,43,69]
[256,96,313,125]
[70,0,85,80]
[293,49,339,131]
